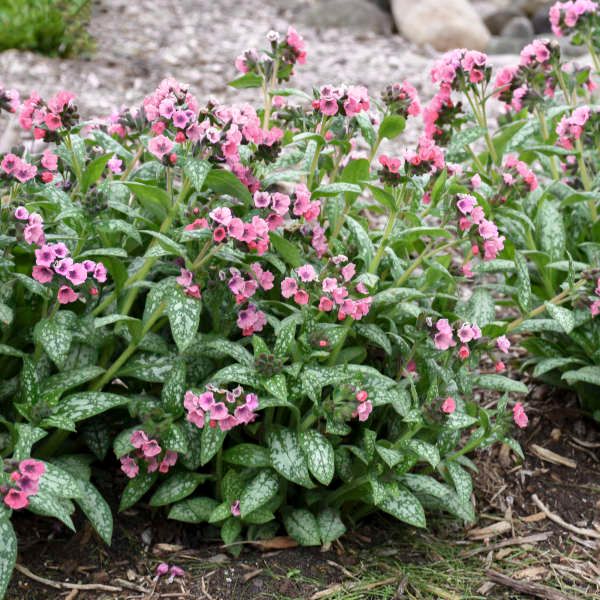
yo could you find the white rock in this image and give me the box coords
[391,0,491,51]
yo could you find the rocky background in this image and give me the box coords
[0,0,588,151]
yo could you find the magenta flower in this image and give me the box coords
[281,277,298,299]
[441,397,456,414]
[296,264,317,282]
[57,285,78,304]
[513,402,528,428]
[19,459,45,480]
[107,156,123,174]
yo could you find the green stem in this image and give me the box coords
[575,138,596,220]
[120,145,143,181]
[329,474,370,507]
[393,240,459,287]
[535,107,560,181]
[367,210,398,275]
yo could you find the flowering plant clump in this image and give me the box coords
[9,5,600,592]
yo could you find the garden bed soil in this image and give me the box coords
[7,388,600,600]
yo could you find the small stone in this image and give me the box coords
[501,16,535,39]
[532,4,553,33]
[486,36,528,55]
[484,8,524,35]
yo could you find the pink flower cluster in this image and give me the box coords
[15,208,107,304]
[352,390,373,422]
[312,85,370,118]
[433,319,482,360]
[1,459,45,510]
[519,39,554,69]
[549,0,598,37]
[184,386,259,432]
[556,106,591,149]
[381,81,421,119]
[431,49,490,91]
[120,430,178,479]
[279,256,372,321]
[0,83,19,114]
[501,154,538,193]
[228,263,274,303]
[422,85,461,143]
[456,194,506,265]
[143,78,199,136]
[19,90,77,141]
[1,153,37,183]
[403,136,446,175]
[176,268,201,299]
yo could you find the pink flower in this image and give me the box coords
[19,459,45,480]
[356,390,368,402]
[341,263,356,282]
[41,149,58,171]
[57,285,78,304]
[296,264,317,282]
[591,300,600,317]
[434,319,455,351]
[107,156,123,174]
[14,206,29,220]
[142,440,162,458]
[120,456,139,479]
[513,402,528,428]
[355,400,373,421]
[496,335,511,354]
[441,397,456,414]
[130,430,149,449]
[458,344,470,360]
[457,194,477,215]
[66,262,88,286]
[281,277,298,298]
[319,296,334,312]
[294,289,309,305]
[4,489,29,510]
[148,135,174,159]
[156,563,169,577]
[209,206,232,226]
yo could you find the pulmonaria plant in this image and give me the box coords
[10,19,590,597]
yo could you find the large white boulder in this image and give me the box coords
[391,0,491,51]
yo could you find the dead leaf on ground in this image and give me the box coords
[249,536,299,550]
[468,521,512,540]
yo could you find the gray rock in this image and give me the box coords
[391,0,491,51]
[516,0,552,16]
[484,8,524,35]
[500,16,534,39]
[486,35,529,55]
[532,5,553,33]
[296,0,392,35]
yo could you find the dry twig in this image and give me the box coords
[532,494,600,540]
[486,569,578,600]
[15,564,123,592]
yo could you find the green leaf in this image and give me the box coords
[355,111,377,147]
[204,169,252,204]
[514,252,531,313]
[42,366,105,398]
[317,508,346,545]
[81,153,112,193]
[537,201,565,261]
[533,357,584,378]
[13,424,47,460]
[458,288,495,327]
[119,472,158,511]
[269,232,302,267]
[545,302,575,334]
[370,479,426,528]
[184,158,212,192]
[76,480,113,545]
[299,430,334,486]
[20,357,39,406]
[13,273,51,298]
[0,519,16,598]
[562,366,600,386]
[445,462,472,503]
[33,317,73,368]
[405,440,440,468]
[167,289,201,352]
[39,462,83,499]
[44,392,129,425]
[0,304,13,326]
[28,491,75,530]
[378,114,406,140]
[375,444,406,468]
[446,126,486,162]
[268,429,313,487]
[355,323,392,355]
[274,318,297,358]
[314,182,361,196]
[474,375,528,394]
[221,517,242,545]
[124,182,170,221]
[223,444,272,468]
[345,216,374,266]
[262,373,287,401]
[240,470,279,517]
[162,362,186,415]
[228,72,263,89]
[149,472,207,507]
[201,425,227,465]
[168,497,218,523]
[284,509,321,546]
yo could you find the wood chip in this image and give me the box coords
[521,511,547,523]
[242,569,263,583]
[249,536,298,550]
[530,444,577,469]
[514,566,547,580]
[467,521,512,540]
[462,532,552,558]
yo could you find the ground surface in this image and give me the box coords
[7,390,600,600]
